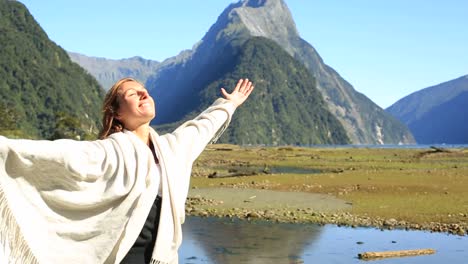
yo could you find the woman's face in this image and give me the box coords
[116,81,155,130]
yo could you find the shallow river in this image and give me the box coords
[179,216,468,264]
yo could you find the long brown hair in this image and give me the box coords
[98,77,143,139]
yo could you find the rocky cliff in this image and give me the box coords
[147,0,414,144]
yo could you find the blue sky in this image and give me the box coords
[19,0,468,108]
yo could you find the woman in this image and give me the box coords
[0,78,254,264]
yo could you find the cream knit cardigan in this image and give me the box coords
[0,98,236,264]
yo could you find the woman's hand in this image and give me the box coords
[221,79,254,107]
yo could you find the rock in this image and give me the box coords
[383,218,398,226]
[246,212,261,219]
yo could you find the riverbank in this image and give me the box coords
[186,188,467,236]
[187,145,468,236]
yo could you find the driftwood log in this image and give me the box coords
[358,248,435,260]
[430,146,452,153]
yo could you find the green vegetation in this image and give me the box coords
[192,145,468,226]
[206,37,349,145]
[282,32,415,144]
[0,101,28,137]
[51,112,98,140]
[154,37,349,145]
[0,1,104,139]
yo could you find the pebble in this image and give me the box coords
[185,197,468,236]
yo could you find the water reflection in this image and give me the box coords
[181,217,322,263]
[180,216,468,264]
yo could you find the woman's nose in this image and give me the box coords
[139,90,148,99]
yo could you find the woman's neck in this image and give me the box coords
[130,125,151,145]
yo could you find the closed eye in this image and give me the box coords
[123,88,146,98]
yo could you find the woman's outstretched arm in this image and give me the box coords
[162,78,255,163]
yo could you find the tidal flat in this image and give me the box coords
[187,145,468,235]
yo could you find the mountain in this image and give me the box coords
[386,75,468,144]
[146,0,414,145]
[67,52,160,90]
[183,37,349,144]
[0,1,104,139]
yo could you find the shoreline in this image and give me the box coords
[186,187,468,236]
[189,145,468,237]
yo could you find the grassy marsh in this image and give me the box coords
[191,145,468,226]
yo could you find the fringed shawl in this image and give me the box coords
[0,98,235,264]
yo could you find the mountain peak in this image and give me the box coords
[233,0,299,41]
[144,0,415,144]
[241,0,275,8]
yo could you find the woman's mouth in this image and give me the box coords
[139,101,151,107]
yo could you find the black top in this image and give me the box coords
[121,195,162,264]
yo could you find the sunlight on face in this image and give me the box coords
[116,81,155,130]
